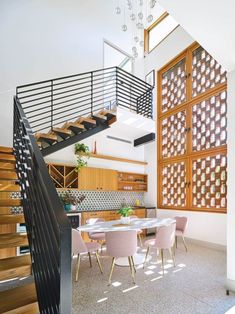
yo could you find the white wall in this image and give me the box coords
[139,26,227,246]
[0,0,132,146]
[45,128,145,174]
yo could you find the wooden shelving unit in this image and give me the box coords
[81,153,148,165]
[117,171,148,192]
[47,163,78,189]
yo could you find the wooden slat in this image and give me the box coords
[0,162,15,171]
[0,147,13,154]
[3,302,38,314]
[91,113,107,121]
[0,283,38,313]
[52,127,72,136]
[35,132,58,142]
[0,183,20,192]
[0,199,22,207]
[0,254,31,281]
[63,122,85,131]
[75,116,96,125]
[0,154,15,163]
[0,171,18,181]
[0,233,28,248]
[98,109,117,116]
[0,214,24,224]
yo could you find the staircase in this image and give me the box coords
[8,66,153,313]
[0,146,38,313]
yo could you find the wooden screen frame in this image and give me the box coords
[157,42,227,213]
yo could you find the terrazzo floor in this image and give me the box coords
[72,238,235,314]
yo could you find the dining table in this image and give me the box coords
[77,217,176,266]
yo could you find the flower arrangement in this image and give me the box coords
[60,190,86,211]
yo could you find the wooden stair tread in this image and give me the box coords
[91,113,107,121]
[35,132,58,141]
[0,163,16,171]
[0,171,18,181]
[0,199,22,207]
[63,122,85,130]
[0,183,20,192]
[0,254,31,281]
[0,146,13,154]
[0,233,28,248]
[75,117,96,125]
[0,282,38,313]
[0,214,24,224]
[52,127,72,136]
[0,154,15,163]
[98,109,117,116]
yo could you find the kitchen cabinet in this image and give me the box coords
[79,167,117,191]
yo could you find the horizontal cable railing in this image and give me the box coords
[17,67,153,133]
[13,97,72,313]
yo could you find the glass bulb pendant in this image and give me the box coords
[130,13,136,21]
[139,0,143,6]
[134,36,139,43]
[138,12,143,20]
[133,51,138,58]
[122,24,128,31]
[147,14,153,23]
[136,22,144,29]
[115,6,121,14]
[132,46,137,53]
[150,0,156,9]
[139,40,144,47]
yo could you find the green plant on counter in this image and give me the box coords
[74,143,90,172]
[118,206,133,217]
[60,190,86,205]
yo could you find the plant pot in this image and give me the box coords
[70,204,77,211]
[64,204,71,212]
[120,216,131,224]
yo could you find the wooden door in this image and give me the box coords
[100,169,118,191]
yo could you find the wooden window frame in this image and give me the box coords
[157,42,227,214]
[144,12,179,54]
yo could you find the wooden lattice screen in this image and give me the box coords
[158,42,227,213]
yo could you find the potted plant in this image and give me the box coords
[74,143,90,172]
[118,206,133,224]
[60,191,86,212]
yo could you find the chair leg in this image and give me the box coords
[108,257,115,285]
[182,235,188,252]
[88,252,92,267]
[75,254,81,282]
[160,249,164,275]
[169,248,176,267]
[143,246,150,269]
[175,236,178,249]
[138,233,143,247]
[128,256,136,284]
[95,252,103,274]
[131,256,136,273]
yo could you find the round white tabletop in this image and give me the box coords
[78,217,175,266]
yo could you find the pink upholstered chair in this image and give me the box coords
[72,229,103,281]
[86,218,106,248]
[130,215,143,247]
[105,230,137,285]
[175,216,188,252]
[143,223,176,274]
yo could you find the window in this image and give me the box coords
[144,12,179,53]
[157,43,227,213]
[103,40,133,73]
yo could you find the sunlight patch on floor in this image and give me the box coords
[123,285,139,293]
[97,297,108,303]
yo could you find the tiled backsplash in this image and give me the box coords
[58,190,145,211]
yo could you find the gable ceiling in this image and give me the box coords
[159,0,235,72]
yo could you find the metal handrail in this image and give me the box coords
[13,97,72,313]
[17,66,153,133]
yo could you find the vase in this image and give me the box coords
[64,204,71,212]
[120,216,131,224]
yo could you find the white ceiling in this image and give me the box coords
[159,0,235,72]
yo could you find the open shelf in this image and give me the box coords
[48,163,78,189]
[117,171,148,192]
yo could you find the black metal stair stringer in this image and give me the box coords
[41,123,110,157]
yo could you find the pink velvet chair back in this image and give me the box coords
[72,229,87,255]
[155,223,176,249]
[174,216,188,233]
[105,230,137,257]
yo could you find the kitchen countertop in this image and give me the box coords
[66,206,156,214]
